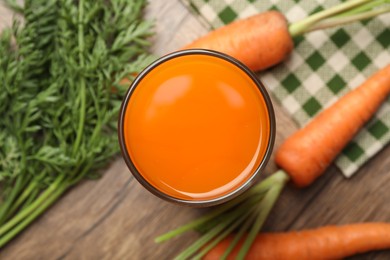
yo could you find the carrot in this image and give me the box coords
[184,11,293,72]
[275,64,390,187]
[183,0,390,71]
[204,223,390,260]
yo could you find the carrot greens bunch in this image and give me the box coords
[0,0,154,247]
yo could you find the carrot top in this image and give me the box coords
[288,0,390,37]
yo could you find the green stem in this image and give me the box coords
[174,197,260,260]
[0,175,64,236]
[306,6,390,33]
[72,0,86,155]
[78,103,86,136]
[236,179,287,259]
[174,212,240,260]
[193,207,257,260]
[68,161,93,186]
[221,170,290,260]
[21,186,40,210]
[155,173,283,243]
[338,0,389,16]
[1,181,38,222]
[220,208,259,260]
[0,181,69,248]
[289,0,371,37]
[0,162,91,245]
[87,88,103,146]
[0,175,29,225]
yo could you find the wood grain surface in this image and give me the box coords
[0,1,390,259]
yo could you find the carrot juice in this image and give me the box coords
[119,50,274,206]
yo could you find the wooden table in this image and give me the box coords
[1,1,390,259]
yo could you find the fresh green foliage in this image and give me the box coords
[289,0,390,37]
[0,0,155,247]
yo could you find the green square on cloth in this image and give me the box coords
[180,0,390,177]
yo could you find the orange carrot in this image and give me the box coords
[183,11,293,72]
[275,64,390,187]
[183,1,390,71]
[204,223,390,260]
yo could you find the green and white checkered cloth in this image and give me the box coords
[180,0,390,177]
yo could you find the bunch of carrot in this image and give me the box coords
[156,0,390,259]
[201,64,390,260]
[156,65,390,259]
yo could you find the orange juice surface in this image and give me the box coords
[123,53,271,201]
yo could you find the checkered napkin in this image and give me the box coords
[180,0,390,177]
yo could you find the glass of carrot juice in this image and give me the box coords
[118,49,275,207]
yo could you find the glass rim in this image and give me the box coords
[118,49,276,207]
